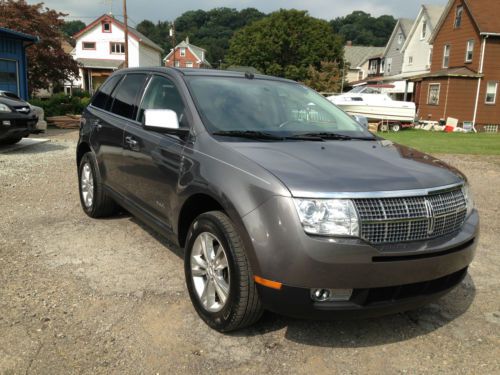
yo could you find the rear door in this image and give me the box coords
[88,74,124,190]
[121,74,188,228]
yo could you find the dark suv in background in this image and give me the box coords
[0,91,38,145]
[77,68,478,332]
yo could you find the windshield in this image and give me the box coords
[348,86,381,94]
[185,76,374,139]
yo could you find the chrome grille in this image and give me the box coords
[354,188,467,244]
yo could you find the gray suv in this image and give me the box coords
[77,68,478,332]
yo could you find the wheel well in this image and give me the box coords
[76,142,91,166]
[178,194,224,247]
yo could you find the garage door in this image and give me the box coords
[0,59,19,94]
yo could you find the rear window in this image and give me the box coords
[92,75,122,110]
[110,74,148,119]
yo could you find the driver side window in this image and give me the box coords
[137,76,185,124]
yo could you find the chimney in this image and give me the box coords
[185,36,189,44]
[346,41,352,47]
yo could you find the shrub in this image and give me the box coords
[29,93,90,117]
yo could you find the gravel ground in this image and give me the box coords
[1,129,499,374]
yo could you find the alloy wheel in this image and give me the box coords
[190,232,230,312]
[80,162,94,208]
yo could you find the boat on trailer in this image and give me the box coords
[327,86,416,123]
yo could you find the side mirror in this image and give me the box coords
[144,109,190,136]
[352,114,369,128]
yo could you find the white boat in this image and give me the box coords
[327,86,416,123]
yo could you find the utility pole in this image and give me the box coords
[123,0,129,68]
[170,22,176,67]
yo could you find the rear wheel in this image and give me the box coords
[390,123,401,132]
[78,152,119,218]
[184,211,263,332]
[0,137,22,145]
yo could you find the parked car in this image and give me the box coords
[0,91,38,145]
[77,68,478,332]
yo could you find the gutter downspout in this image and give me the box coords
[472,35,487,132]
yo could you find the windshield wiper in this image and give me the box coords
[290,132,375,141]
[212,130,284,140]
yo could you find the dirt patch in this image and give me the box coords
[1,130,499,374]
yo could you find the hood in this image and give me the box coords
[227,139,465,196]
[0,95,29,107]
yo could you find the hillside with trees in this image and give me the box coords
[136,7,265,65]
[330,11,397,46]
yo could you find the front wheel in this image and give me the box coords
[184,211,263,332]
[390,123,401,132]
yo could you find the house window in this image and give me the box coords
[485,81,498,104]
[442,45,450,68]
[82,42,96,50]
[428,83,440,105]
[454,6,463,28]
[174,61,180,68]
[186,61,193,68]
[386,58,392,73]
[110,42,125,54]
[408,56,413,65]
[465,40,474,62]
[421,20,427,39]
[180,47,186,57]
[358,70,364,81]
[398,33,403,45]
[102,22,111,33]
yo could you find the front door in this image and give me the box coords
[121,75,187,229]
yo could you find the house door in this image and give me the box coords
[0,59,19,95]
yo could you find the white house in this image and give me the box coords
[401,5,445,77]
[66,14,163,93]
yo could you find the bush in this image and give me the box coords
[29,93,91,117]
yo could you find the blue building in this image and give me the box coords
[0,27,37,100]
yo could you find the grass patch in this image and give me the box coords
[380,130,500,155]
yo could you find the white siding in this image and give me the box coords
[402,12,433,75]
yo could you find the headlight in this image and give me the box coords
[293,199,359,236]
[461,183,474,216]
[0,103,11,113]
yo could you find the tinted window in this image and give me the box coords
[110,74,148,119]
[137,76,185,123]
[92,75,122,110]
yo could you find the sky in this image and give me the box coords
[28,0,447,25]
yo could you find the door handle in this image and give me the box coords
[92,119,103,130]
[125,136,140,151]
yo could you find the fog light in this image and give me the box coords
[310,288,353,302]
[2,120,11,126]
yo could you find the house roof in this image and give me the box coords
[344,46,385,68]
[0,27,38,42]
[430,0,500,43]
[163,38,211,66]
[76,58,124,70]
[401,4,445,52]
[382,18,415,57]
[409,66,482,80]
[73,14,163,53]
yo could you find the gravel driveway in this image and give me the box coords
[1,130,499,374]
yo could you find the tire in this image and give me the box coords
[379,123,389,132]
[184,211,263,332]
[390,123,401,132]
[78,152,119,218]
[0,137,22,145]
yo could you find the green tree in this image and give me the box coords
[330,11,396,46]
[0,0,78,93]
[226,9,343,81]
[303,61,343,93]
[60,20,85,37]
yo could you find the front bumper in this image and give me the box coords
[242,196,478,316]
[0,113,38,140]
